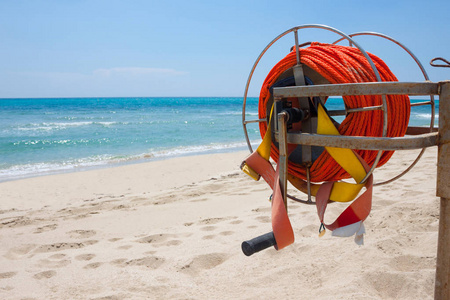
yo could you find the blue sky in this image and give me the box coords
[0,0,448,98]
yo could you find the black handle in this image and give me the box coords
[241,232,277,256]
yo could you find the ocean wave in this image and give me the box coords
[219,111,259,116]
[12,138,106,146]
[410,113,439,119]
[0,140,262,182]
[148,141,258,158]
[0,154,123,182]
[15,121,125,132]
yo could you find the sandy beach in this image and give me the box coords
[0,148,440,299]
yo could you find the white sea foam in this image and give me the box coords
[0,154,118,182]
[42,121,93,128]
[15,121,123,132]
[219,111,259,116]
[0,140,262,182]
[149,141,258,158]
[411,113,439,119]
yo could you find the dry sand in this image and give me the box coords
[0,148,440,299]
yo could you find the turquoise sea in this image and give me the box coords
[0,97,439,182]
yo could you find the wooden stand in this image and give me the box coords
[435,81,449,300]
[272,81,448,299]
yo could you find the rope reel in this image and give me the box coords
[259,42,410,183]
[240,25,437,256]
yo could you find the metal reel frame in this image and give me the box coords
[332,31,436,185]
[241,25,436,204]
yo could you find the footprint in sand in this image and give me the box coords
[75,254,96,261]
[34,240,98,253]
[135,233,189,247]
[34,224,57,234]
[166,240,182,246]
[229,220,243,225]
[33,270,56,280]
[255,216,271,223]
[198,217,232,225]
[117,245,133,250]
[180,253,228,275]
[136,233,173,244]
[110,258,127,266]
[126,256,165,268]
[0,216,32,228]
[67,230,96,239]
[110,256,165,269]
[108,238,122,242]
[4,244,37,260]
[200,226,216,232]
[219,231,234,236]
[0,272,17,279]
[112,204,131,210]
[84,262,103,269]
[152,193,178,205]
[36,258,70,268]
[49,253,66,259]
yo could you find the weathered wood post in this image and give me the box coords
[435,80,450,300]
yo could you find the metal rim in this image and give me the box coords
[242,24,387,186]
[333,32,436,186]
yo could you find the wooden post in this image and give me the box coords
[278,112,288,209]
[435,80,450,300]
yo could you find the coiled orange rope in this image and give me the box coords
[258,42,410,182]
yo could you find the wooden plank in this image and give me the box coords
[437,81,450,198]
[406,126,438,135]
[279,132,438,150]
[273,82,439,97]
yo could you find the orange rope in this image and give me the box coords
[258,43,410,182]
